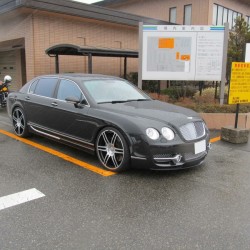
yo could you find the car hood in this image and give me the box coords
[98,100,201,127]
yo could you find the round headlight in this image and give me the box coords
[161,127,175,140]
[146,128,159,140]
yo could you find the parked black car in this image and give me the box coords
[7,74,210,172]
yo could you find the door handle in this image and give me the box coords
[51,102,58,107]
[25,96,30,100]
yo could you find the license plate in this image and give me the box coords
[194,140,206,154]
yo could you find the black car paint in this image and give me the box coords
[7,74,210,170]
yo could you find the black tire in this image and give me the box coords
[12,107,30,138]
[96,127,130,172]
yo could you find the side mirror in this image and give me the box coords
[65,96,80,104]
[65,96,87,108]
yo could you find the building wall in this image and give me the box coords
[0,10,35,89]
[103,0,250,25]
[0,9,139,89]
[32,11,138,79]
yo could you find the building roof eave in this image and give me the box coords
[0,0,170,26]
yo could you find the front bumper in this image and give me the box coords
[130,133,211,170]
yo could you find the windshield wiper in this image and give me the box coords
[97,100,128,104]
[126,99,151,102]
[97,99,151,104]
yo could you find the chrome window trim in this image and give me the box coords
[57,77,90,107]
[27,79,39,94]
[27,76,59,97]
[27,76,90,107]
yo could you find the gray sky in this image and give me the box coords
[72,0,103,4]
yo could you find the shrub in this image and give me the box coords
[193,87,217,104]
[126,72,159,92]
[149,93,169,102]
[161,86,196,100]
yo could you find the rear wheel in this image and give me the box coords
[12,107,30,137]
[96,127,130,172]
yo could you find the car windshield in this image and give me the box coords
[82,79,151,104]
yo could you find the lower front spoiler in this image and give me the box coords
[131,148,209,171]
[150,154,207,171]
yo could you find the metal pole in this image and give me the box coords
[235,104,240,129]
[55,54,59,74]
[88,53,92,74]
[138,22,143,89]
[215,81,218,100]
[124,57,127,79]
[220,22,229,105]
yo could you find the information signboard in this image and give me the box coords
[142,25,226,81]
[228,62,250,104]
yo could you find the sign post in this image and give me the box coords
[138,22,143,89]
[219,23,229,105]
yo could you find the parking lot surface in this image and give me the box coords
[1,108,250,250]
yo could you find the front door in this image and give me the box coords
[49,79,96,143]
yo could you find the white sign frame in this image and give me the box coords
[245,43,250,62]
[140,25,227,81]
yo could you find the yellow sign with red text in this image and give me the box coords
[228,62,250,104]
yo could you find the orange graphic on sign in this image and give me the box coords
[158,38,175,49]
[181,55,191,61]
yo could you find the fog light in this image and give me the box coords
[173,154,182,164]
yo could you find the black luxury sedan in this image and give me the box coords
[7,74,211,172]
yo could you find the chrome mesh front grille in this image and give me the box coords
[179,121,205,141]
[184,151,207,161]
[153,153,175,159]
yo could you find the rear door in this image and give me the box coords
[24,77,59,128]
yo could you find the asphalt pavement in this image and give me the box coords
[1,108,250,250]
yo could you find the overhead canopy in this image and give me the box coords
[46,44,138,58]
[45,44,138,76]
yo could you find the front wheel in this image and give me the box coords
[96,127,130,172]
[12,107,30,137]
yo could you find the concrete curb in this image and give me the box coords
[221,126,249,144]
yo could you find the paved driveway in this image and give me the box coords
[0,108,250,249]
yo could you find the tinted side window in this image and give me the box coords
[34,78,58,98]
[57,79,82,101]
[28,80,38,94]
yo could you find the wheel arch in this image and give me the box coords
[93,124,133,155]
[11,102,25,116]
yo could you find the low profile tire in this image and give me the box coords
[12,107,30,138]
[96,127,130,172]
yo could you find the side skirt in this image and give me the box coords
[28,123,95,154]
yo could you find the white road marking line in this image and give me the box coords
[0,188,45,211]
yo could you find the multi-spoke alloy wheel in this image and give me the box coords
[12,107,29,137]
[96,127,130,172]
